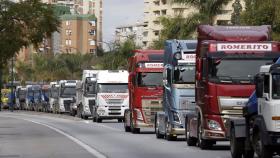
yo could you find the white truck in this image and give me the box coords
[92,70,129,123]
[15,86,26,110]
[75,70,99,119]
[229,60,280,158]
[54,80,77,113]
[48,82,59,112]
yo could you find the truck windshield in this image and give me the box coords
[51,88,58,98]
[19,90,26,99]
[60,86,76,98]
[34,90,40,97]
[137,72,163,87]
[272,74,280,99]
[98,84,128,93]
[27,89,33,97]
[209,59,272,84]
[174,65,195,84]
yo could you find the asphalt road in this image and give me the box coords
[0,111,231,158]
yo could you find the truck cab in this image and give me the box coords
[15,86,26,110]
[32,85,42,111]
[155,40,197,140]
[229,58,280,158]
[48,81,59,112]
[55,80,77,113]
[188,25,280,149]
[92,70,129,123]
[76,70,98,119]
[40,85,50,112]
[124,50,164,133]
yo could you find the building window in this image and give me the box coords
[162,10,167,15]
[66,39,72,46]
[90,49,96,54]
[66,21,71,26]
[154,31,159,36]
[89,29,96,35]
[161,0,167,5]
[66,29,72,36]
[89,40,95,46]
[89,20,96,26]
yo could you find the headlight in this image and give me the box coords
[97,109,105,115]
[135,109,143,121]
[207,119,222,131]
[174,52,182,60]
[173,112,181,123]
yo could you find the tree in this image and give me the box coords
[240,0,280,40]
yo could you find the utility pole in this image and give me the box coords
[10,56,14,112]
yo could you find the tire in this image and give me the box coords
[124,110,131,132]
[254,130,272,158]
[165,122,177,141]
[118,119,123,123]
[84,116,88,120]
[97,118,102,123]
[130,114,140,134]
[230,127,244,158]
[185,117,197,146]
[155,116,164,139]
[197,118,213,149]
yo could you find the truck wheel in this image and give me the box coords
[197,118,212,149]
[124,110,131,132]
[130,115,140,134]
[165,122,177,141]
[230,127,244,158]
[254,130,272,158]
[185,117,197,146]
[96,115,102,123]
[118,119,123,123]
[155,116,164,139]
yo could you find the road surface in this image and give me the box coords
[0,111,231,158]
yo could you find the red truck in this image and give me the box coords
[186,25,280,149]
[124,50,164,133]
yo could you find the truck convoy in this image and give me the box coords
[124,50,164,133]
[54,80,77,113]
[229,58,280,158]
[186,25,280,149]
[75,70,99,119]
[155,40,197,140]
[92,70,129,123]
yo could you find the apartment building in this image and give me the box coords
[53,14,97,54]
[143,0,245,48]
[75,0,103,47]
[115,23,145,47]
[143,0,194,48]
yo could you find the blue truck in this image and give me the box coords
[155,40,197,140]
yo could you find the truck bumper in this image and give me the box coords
[136,121,154,128]
[170,128,185,135]
[267,132,280,146]
[82,111,92,117]
[203,129,227,141]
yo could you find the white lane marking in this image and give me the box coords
[20,118,107,158]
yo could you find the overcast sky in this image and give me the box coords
[103,0,144,43]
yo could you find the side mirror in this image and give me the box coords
[263,93,269,101]
[255,75,264,98]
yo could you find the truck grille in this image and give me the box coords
[106,99,124,105]
[63,100,71,112]
[108,106,122,116]
[219,97,248,116]
[142,99,163,124]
